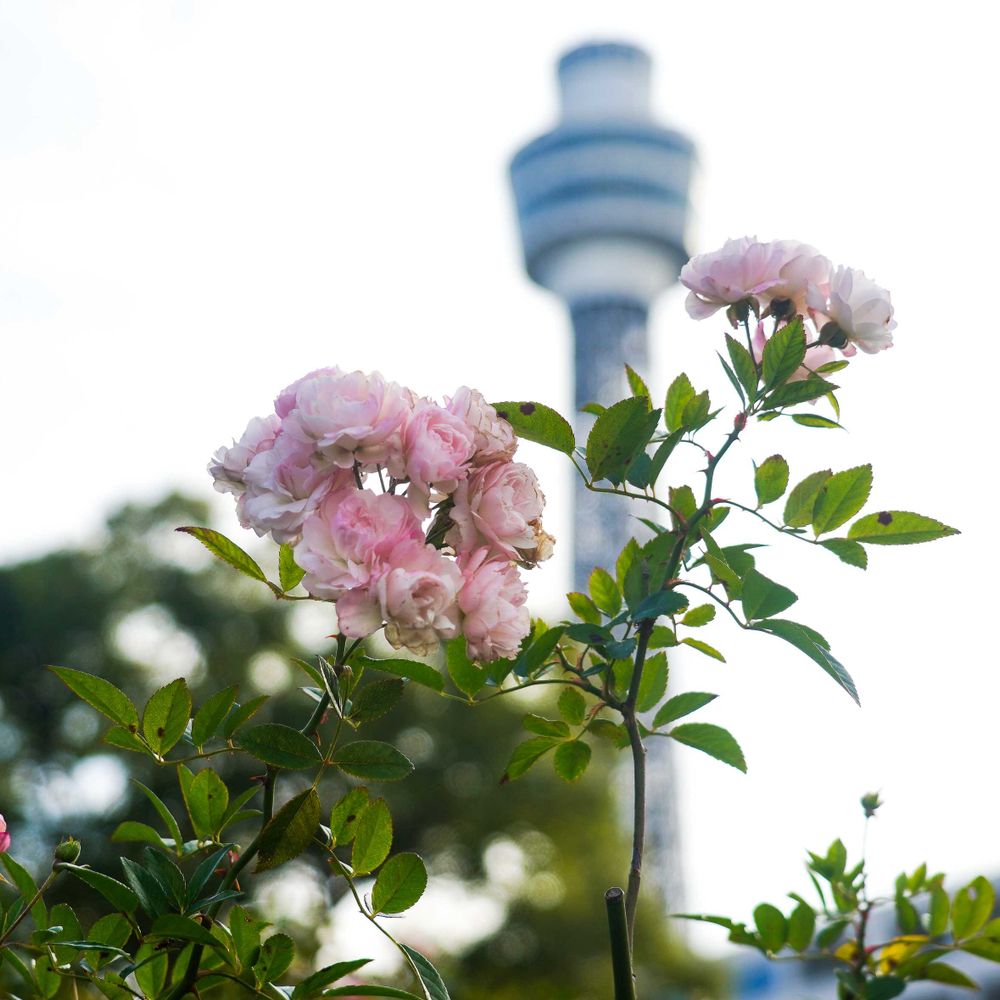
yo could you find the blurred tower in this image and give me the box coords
[509,41,695,907]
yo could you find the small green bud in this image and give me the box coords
[860,792,883,818]
[53,837,82,864]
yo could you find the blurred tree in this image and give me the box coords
[0,494,721,999]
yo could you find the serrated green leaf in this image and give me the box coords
[278,543,306,592]
[330,787,370,847]
[681,638,726,662]
[142,678,191,756]
[352,798,392,875]
[103,725,149,755]
[58,863,139,912]
[111,821,168,849]
[754,903,787,952]
[291,960,374,999]
[222,694,269,738]
[253,931,295,983]
[445,637,487,698]
[682,604,716,627]
[490,401,575,455]
[636,652,669,713]
[929,884,950,936]
[554,740,591,782]
[1,853,47,929]
[176,526,274,587]
[726,334,758,395]
[501,736,560,783]
[372,853,428,915]
[187,769,229,840]
[793,413,842,429]
[953,877,994,939]
[923,963,979,989]
[763,376,838,410]
[762,317,806,388]
[848,511,959,545]
[755,455,789,507]
[812,465,873,535]
[783,470,832,527]
[681,390,711,429]
[237,723,322,770]
[670,723,746,771]
[191,686,238,748]
[350,678,405,724]
[625,364,652,409]
[401,944,451,1000]
[820,538,868,569]
[522,714,570,738]
[588,567,621,616]
[333,740,414,781]
[49,666,138,729]
[353,655,444,692]
[255,788,321,873]
[653,692,717,728]
[741,569,798,621]
[567,591,602,626]
[557,687,587,726]
[664,373,695,432]
[586,397,661,484]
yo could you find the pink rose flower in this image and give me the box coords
[374,540,464,656]
[282,369,413,469]
[274,366,342,419]
[208,414,280,496]
[807,265,896,355]
[458,548,530,662]
[297,488,424,600]
[395,400,476,503]
[680,237,788,320]
[446,387,517,466]
[335,587,384,639]
[239,435,349,544]
[757,241,831,317]
[0,814,10,853]
[447,461,554,567]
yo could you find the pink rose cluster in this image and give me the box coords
[680,237,896,361]
[0,813,10,853]
[209,370,554,662]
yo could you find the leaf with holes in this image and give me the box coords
[848,511,959,545]
[142,678,191,756]
[330,787,370,847]
[489,401,575,455]
[187,769,229,840]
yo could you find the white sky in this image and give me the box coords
[3,0,999,959]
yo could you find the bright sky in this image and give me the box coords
[3,0,998,959]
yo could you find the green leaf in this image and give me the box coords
[522,714,570,738]
[133,780,185,850]
[176,526,274,587]
[567,591,602,626]
[848,511,960,545]
[646,429,685,486]
[681,638,726,662]
[229,903,266,970]
[350,678,405,725]
[191,686,238,748]
[762,317,806,388]
[353,655,444,693]
[237,723,323,770]
[653,692,717,728]
[681,390,711,430]
[292,960,374,999]
[762,376,838,410]
[557,687,587,726]
[681,604,716,627]
[57,863,139,912]
[664,373,695,432]
[783,470,832,527]
[1,853,47,929]
[753,903,787,952]
[330,787,371,847]
[103,725,149,755]
[489,401,575,455]
[669,723,747,772]
[147,913,223,950]
[253,931,295,983]
[256,788,321,872]
[812,465,873,535]
[922,963,978,989]
[820,538,868,569]
[501,736,561,783]
[564,622,615,646]
[586,397,662,484]
[372,853,428,914]
[186,845,234,907]
[401,945,452,1000]
[755,455,789,507]
[953,877,994,939]
[616,537,641,590]
[142,678,191,756]
[632,589,689,623]
[929,884,950,936]
[792,413,842,429]
[333,740,414,781]
[111,821,168,849]
[741,569,798,622]
[222,694,269,738]
[48,666,138,729]
[187,769,229,840]
[588,567,621,616]
[120,857,171,917]
[753,618,859,705]
[352,798,393,875]
[726,334,758,396]
[636,652,669,713]
[444,638,487,698]
[278,543,306,592]
[864,976,906,1000]
[322,990,424,999]
[553,740,591,782]
[787,902,816,952]
[625,364,652,408]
